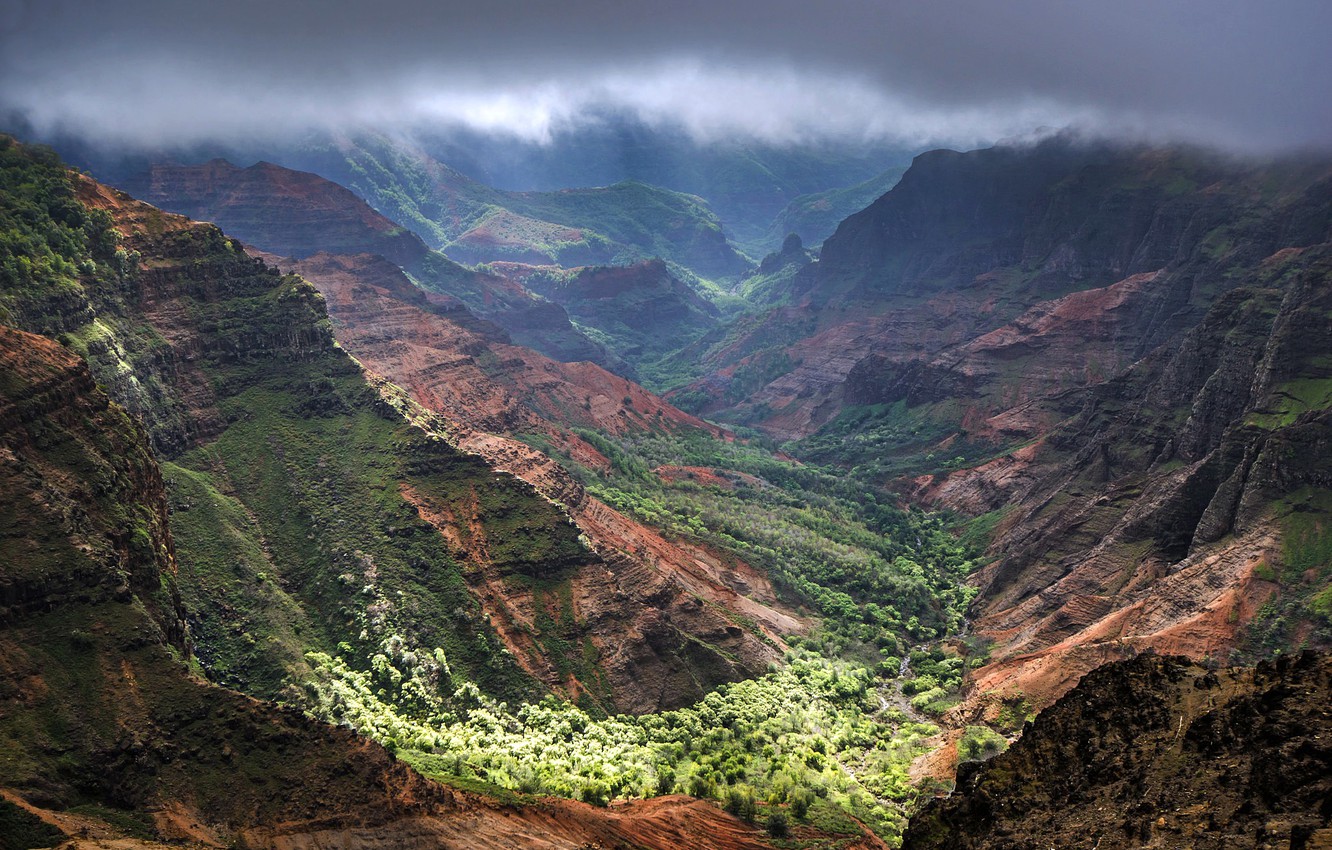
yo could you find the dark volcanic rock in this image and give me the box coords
[959,247,1332,706]
[904,653,1332,850]
[682,138,1332,441]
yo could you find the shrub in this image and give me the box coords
[957,725,1008,762]
[724,786,757,823]
[655,767,676,796]
[790,788,813,820]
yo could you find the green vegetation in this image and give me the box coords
[798,399,1016,483]
[1247,377,1332,430]
[759,165,908,255]
[957,725,1008,762]
[737,259,808,307]
[161,362,586,704]
[0,798,66,849]
[307,647,939,841]
[0,136,122,331]
[1239,487,1332,658]
[291,421,988,840]
[556,429,977,655]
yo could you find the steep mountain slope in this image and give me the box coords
[904,653,1332,850]
[762,165,908,253]
[270,252,697,439]
[140,149,978,836]
[0,323,448,844]
[126,158,611,368]
[943,247,1332,707]
[133,158,431,266]
[289,133,752,278]
[677,139,1332,441]
[0,136,786,718]
[268,249,800,714]
[0,334,798,850]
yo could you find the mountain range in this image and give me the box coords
[1,123,1329,849]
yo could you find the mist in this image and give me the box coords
[1,0,1329,153]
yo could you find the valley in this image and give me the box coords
[2,110,1330,850]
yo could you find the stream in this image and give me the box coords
[875,646,931,726]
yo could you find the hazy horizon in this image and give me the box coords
[2,0,1329,155]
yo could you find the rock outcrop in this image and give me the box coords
[956,247,1332,707]
[135,158,431,267]
[130,157,613,368]
[903,653,1332,850]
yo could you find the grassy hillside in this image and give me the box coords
[758,165,908,254]
[0,135,577,711]
[294,134,751,280]
[0,137,998,845]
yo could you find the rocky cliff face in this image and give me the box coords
[0,322,452,845]
[275,252,715,442]
[0,325,181,636]
[903,653,1332,850]
[134,159,431,267]
[677,139,1332,443]
[279,250,799,713]
[952,247,1332,707]
[131,157,614,369]
[660,138,1332,711]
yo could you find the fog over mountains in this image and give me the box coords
[2,0,1329,151]
[2,2,1332,848]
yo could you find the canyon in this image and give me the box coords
[2,126,1331,849]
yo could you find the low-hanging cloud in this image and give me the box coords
[1,0,1328,152]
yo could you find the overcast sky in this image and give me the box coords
[1,0,1329,152]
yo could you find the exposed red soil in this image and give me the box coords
[138,159,429,267]
[654,464,767,490]
[7,784,847,850]
[967,526,1282,710]
[907,440,1048,516]
[277,250,807,711]
[282,251,717,441]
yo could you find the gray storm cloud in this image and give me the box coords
[1,0,1329,151]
